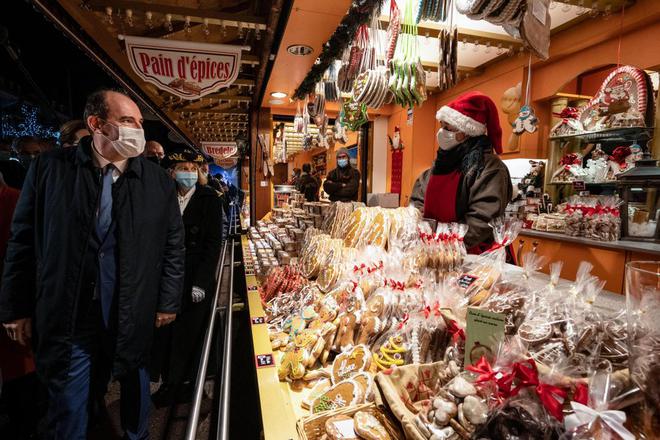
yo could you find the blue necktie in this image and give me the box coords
[97,165,114,240]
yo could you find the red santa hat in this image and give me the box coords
[436,91,503,154]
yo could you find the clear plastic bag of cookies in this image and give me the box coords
[460,217,522,307]
[316,239,346,292]
[301,234,333,278]
[355,284,396,347]
[389,205,422,252]
[359,207,391,249]
[343,206,374,248]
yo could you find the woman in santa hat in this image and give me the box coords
[411,91,513,253]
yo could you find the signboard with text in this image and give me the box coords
[123,35,243,99]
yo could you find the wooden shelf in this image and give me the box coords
[549,126,654,143]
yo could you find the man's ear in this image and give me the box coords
[87,115,101,133]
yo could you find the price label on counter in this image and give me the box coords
[252,316,266,325]
[247,285,259,292]
[457,274,479,289]
[255,353,274,368]
[572,180,586,191]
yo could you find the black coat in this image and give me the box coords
[0,137,185,389]
[296,173,319,202]
[151,184,224,384]
[323,166,361,202]
[181,184,223,301]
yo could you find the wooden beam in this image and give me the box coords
[84,0,268,27]
[180,108,249,115]
[552,0,634,13]
[379,17,523,48]
[421,61,484,74]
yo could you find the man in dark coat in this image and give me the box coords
[323,147,361,202]
[151,147,223,407]
[296,163,320,202]
[0,90,185,439]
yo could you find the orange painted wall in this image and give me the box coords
[386,0,660,203]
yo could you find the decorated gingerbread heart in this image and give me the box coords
[311,379,364,414]
[354,411,391,440]
[331,344,372,384]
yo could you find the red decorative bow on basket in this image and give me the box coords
[508,359,568,421]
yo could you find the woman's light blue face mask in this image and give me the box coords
[175,171,197,189]
[337,158,349,168]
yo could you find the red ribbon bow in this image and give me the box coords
[609,146,631,166]
[445,319,465,343]
[573,383,589,406]
[466,356,514,399]
[397,313,409,330]
[509,359,568,421]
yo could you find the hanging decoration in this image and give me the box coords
[352,13,391,109]
[513,55,539,135]
[389,0,427,108]
[121,35,245,99]
[416,0,451,22]
[292,0,383,100]
[1,104,59,139]
[437,3,458,91]
[390,149,403,194]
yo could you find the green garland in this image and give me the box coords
[292,0,382,100]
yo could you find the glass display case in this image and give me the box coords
[617,154,660,242]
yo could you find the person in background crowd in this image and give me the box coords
[59,120,90,148]
[39,137,57,153]
[323,148,360,202]
[12,136,42,170]
[143,140,165,165]
[296,163,320,202]
[410,91,512,253]
[200,160,222,193]
[0,150,26,189]
[0,170,43,439]
[150,147,223,407]
[289,167,301,186]
[0,89,185,440]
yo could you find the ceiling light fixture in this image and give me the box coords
[287,44,313,56]
[270,91,287,99]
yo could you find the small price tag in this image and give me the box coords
[247,285,258,291]
[251,316,266,325]
[572,180,586,191]
[255,353,274,368]
[457,274,479,289]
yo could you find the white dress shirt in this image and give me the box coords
[91,141,128,182]
[177,185,196,214]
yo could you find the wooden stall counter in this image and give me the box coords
[515,229,660,294]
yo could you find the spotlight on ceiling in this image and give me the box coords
[287,44,313,56]
[270,91,287,99]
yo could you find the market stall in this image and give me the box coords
[242,201,657,440]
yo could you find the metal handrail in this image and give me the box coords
[184,238,229,440]
[216,238,236,440]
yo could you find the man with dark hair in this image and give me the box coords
[296,163,320,202]
[0,89,185,439]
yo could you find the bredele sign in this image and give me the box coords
[201,141,238,161]
[122,35,244,99]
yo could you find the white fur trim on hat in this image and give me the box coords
[436,106,487,137]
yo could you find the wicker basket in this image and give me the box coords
[296,403,404,440]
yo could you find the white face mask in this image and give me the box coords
[437,128,462,151]
[94,121,146,158]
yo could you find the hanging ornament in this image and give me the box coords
[184,16,192,34]
[145,11,153,29]
[125,9,134,27]
[202,18,210,36]
[164,14,173,32]
[513,55,539,134]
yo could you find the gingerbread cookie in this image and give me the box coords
[301,378,332,410]
[354,411,391,440]
[312,379,364,414]
[331,345,371,384]
[325,414,358,440]
[352,371,375,402]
